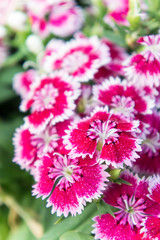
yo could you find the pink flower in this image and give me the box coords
[13,120,71,173]
[93,77,154,119]
[20,72,80,133]
[141,176,160,239]
[92,170,160,240]
[94,39,127,83]
[32,153,109,217]
[44,36,110,82]
[26,0,84,38]
[13,69,37,99]
[49,1,84,38]
[133,111,160,175]
[103,0,129,26]
[64,107,141,168]
[124,35,160,87]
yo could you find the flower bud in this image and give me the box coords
[26,34,43,55]
[7,11,27,31]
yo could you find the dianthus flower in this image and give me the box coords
[13,69,37,99]
[103,0,129,26]
[48,0,84,38]
[26,0,84,38]
[92,170,160,240]
[13,119,71,173]
[124,34,160,87]
[20,72,80,132]
[133,111,160,175]
[32,153,109,217]
[141,176,160,239]
[44,36,110,82]
[93,77,154,119]
[94,39,127,83]
[64,107,141,168]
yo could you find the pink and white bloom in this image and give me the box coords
[21,72,80,133]
[48,1,84,38]
[44,36,110,82]
[94,39,127,83]
[133,111,160,175]
[141,176,160,239]
[13,119,72,173]
[26,0,84,38]
[124,35,160,87]
[13,69,37,98]
[93,77,154,119]
[92,170,160,240]
[103,0,129,26]
[32,153,109,217]
[64,107,141,168]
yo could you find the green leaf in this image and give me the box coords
[7,224,36,240]
[0,222,9,240]
[98,200,115,217]
[40,203,98,240]
[0,86,15,103]
[60,231,94,240]
[114,178,132,186]
[103,30,126,47]
[0,66,22,85]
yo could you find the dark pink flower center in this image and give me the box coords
[48,155,82,190]
[115,194,146,228]
[87,119,120,145]
[32,84,59,111]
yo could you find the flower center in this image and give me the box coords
[31,125,59,154]
[142,129,160,157]
[32,84,59,111]
[110,95,135,118]
[62,51,89,74]
[48,154,82,190]
[87,119,120,147]
[115,194,146,229]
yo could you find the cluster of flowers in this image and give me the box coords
[8,0,160,240]
[13,31,160,239]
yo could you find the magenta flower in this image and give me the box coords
[141,176,160,239]
[13,119,72,173]
[92,171,160,240]
[44,36,110,82]
[32,153,109,217]
[49,1,84,38]
[13,69,37,99]
[26,0,84,38]
[93,77,154,119]
[124,35,160,87]
[64,107,141,168]
[94,39,127,83]
[104,0,129,26]
[20,72,80,132]
[133,111,160,175]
